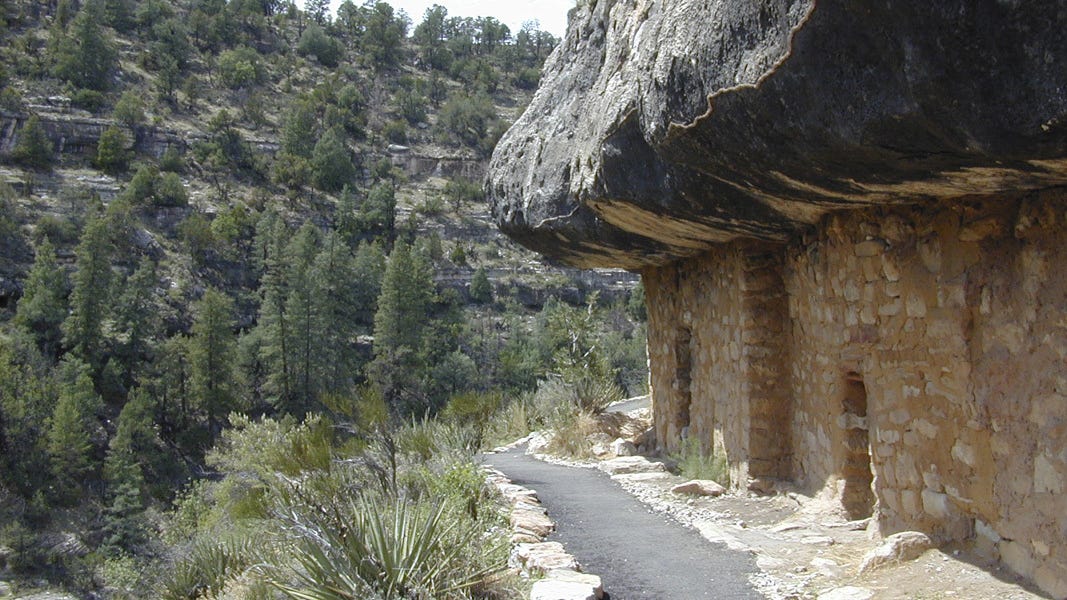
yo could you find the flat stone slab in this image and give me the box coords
[512,507,555,539]
[817,586,874,600]
[597,456,667,475]
[671,479,726,497]
[512,542,581,574]
[531,569,605,600]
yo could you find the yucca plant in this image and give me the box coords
[273,496,504,600]
[158,535,265,600]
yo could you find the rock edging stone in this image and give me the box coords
[483,468,605,600]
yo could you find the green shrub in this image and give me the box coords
[34,214,79,244]
[70,88,107,112]
[297,23,343,68]
[217,46,266,89]
[155,172,188,207]
[669,436,730,486]
[159,147,185,173]
[383,119,407,144]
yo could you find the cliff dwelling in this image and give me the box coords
[487,0,1067,597]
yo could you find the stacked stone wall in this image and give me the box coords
[644,241,792,486]
[645,190,1067,596]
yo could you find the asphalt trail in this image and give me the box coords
[485,449,763,599]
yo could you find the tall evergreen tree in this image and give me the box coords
[0,340,56,496]
[63,212,114,369]
[282,222,321,415]
[48,358,103,500]
[310,127,356,192]
[351,240,386,325]
[255,210,295,410]
[51,0,118,91]
[14,238,68,358]
[108,259,161,387]
[311,230,360,397]
[370,240,434,416]
[12,116,55,171]
[188,289,238,433]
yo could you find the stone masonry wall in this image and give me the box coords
[646,191,1067,597]
[644,241,792,487]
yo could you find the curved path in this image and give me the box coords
[486,448,763,599]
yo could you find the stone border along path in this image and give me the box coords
[484,467,606,600]
[485,447,763,600]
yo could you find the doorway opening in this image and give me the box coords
[841,372,875,519]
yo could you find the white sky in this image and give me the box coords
[330,0,574,38]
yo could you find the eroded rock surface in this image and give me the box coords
[488,0,1067,268]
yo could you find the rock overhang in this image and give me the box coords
[487,0,1067,269]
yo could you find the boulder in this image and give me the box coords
[671,479,726,497]
[858,531,934,573]
[487,0,1067,269]
[597,456,667,475]
[531,569,605,600]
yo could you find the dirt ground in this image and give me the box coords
[528,405,1048,600]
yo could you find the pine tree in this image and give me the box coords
[12,116,55,171]
[108,259,160,387]
[370,240,435,416]
[311,231,360,397]
[0,340,56,496]
[63,213,114,369]
[255,211,294,410]
[51,0,118,91]
[304,0,329,24]
[14,238,68,358]
[94,125,131,174]
[351,241,386,325]
[48,358,103,500]
[280,98,319,159]
[188,289,238,432]
[101,388,154,553]
[470,266,492,304]
[311,127,356,192]
[282,222,321,415]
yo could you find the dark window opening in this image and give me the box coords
[674,327,693,434]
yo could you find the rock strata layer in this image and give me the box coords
[488,0,1067,268]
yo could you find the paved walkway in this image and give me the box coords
[486,448,763,599]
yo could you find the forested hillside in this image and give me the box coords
[0,0,646,597]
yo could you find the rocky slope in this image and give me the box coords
[488,0,1067,268]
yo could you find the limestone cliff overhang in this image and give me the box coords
[487,0,1067,269]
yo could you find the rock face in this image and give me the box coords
[488,0,1067,269]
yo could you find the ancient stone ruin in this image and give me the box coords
[487,1,1067,596]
